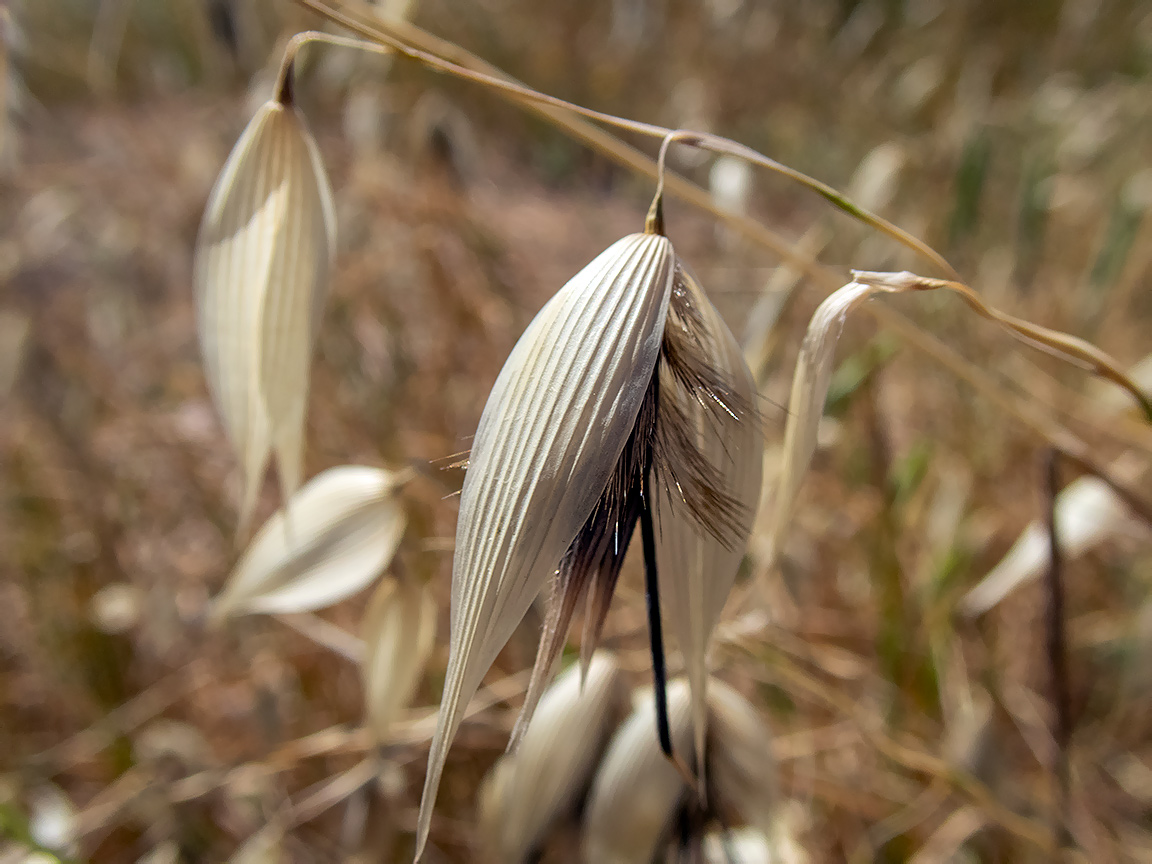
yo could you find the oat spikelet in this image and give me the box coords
[362,576,437,742]
[194,87,335,530]
[765,278,911,568]
[415,233,675,861]
[477,652,621,863]
[583,680,695,864]
[212,465,405,618]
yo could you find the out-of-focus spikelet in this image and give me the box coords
[583,678,777,863]
[705,679,776,834]
[703,828,772,864]
[415,233,675,861]
[583,680,694,864]
[362,576,436,742]
[194,91,335,530]
[960,467,1136,617]
[656,266,762,792]
[212,465,405,618]
[477,652,621,863]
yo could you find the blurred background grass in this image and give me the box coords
[2,0,1151,861]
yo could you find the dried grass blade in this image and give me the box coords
[228,824,285,864]
[853,270,1152,421]
[212,465,406,618]
[415,233,675,862]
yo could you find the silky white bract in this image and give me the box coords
[194,98,335,530]
[478,652,621,863]
[414,232,675,861]
[213,465,405,617]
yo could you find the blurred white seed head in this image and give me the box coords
[362,576,437,743]
[703,828,772,864]
[709,155,753,248]
[583,679,695,864]
[194,85,335,531]
[478,652,622,863]
[28,785,78,858]
[960,466,1137,617]
[416,225,762,862]
[212,465,406,618]
[848,142,905,214]
[584,678,777,864]
[704,679,777,834]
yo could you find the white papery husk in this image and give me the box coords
[415,233,675,860]
[655,265,763,792]
[213,465,406,617]
[477,652,622,863]
[362,576,437,742]
[702,828,773,864]
[764,279,908,567]
[706,679,777,835]
[583,680,695,864]
[584,678,777,864]
[194,96,335,530]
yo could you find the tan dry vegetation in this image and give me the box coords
[2,0,1152,862]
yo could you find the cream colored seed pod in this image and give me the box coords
[705,679,777,835]
[194,83,336,531]
[362,576,437,743]
[417,214,763,862]
[212,465,406,618]
[416,231,676,860]
[477,652,622,863]
[582,680,695,864]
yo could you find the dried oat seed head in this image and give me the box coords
[582,680,695,864]
[415,232,676,860]
[362,576,437,743]
[212,465,406,618]
[704,679,777,834]
[655,263,762,794]
[194,91,336,531]
[477,652,621,863]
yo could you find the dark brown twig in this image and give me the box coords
[1044,449,1073,850]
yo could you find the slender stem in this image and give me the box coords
[1044,449,1073,849]
[292,0,952,275]
[274,30,396,106]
